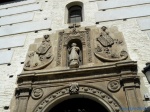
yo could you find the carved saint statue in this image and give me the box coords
[98,26,114,47]
[68,43,80,68]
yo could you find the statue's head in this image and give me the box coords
[43,35,50,42]
[44,35,49,39]
[72,43,77,47]
[101,26,107,31]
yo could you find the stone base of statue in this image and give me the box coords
[69,60,79,68]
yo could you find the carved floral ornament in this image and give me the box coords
[24,35,54,71]
[31,88,44,100]
[107,80,121,92]
[94,26,128,62]
[34,85,122,112]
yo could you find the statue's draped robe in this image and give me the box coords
[69,46,80,67]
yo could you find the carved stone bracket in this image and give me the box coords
[34,86,123,112]
[69,82,79,94]
[94,26,128,62]
[107,80,121,92]
[31,88,44,100]
[24,35,54,71]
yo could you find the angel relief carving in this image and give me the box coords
[24,35,54,71]
[94,26,128,62]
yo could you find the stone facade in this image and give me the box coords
[0,0,150,112]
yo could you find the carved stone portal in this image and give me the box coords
[24,35,53,70]
[94,26,128,62]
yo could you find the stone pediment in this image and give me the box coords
[22,25,130,73]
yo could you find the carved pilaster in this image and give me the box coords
[15,88,31,112]
[121,77,144,112]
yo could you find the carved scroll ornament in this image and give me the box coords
[24,35,53,70]
[94,26,128,62]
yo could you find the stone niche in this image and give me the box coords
[11,25,145,112]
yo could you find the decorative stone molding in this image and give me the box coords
[31,88,44,100]
[24,35,53,71]
[94,26,128,62]
[107,80,121,92]
[34,85,123,112]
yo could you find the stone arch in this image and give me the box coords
[33,85,123,112]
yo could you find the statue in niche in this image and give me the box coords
[68,43,81,68]
[94,26,128,62]
[24,35,53,70]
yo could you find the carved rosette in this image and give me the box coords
[94,26,128,62]
[69,82,79,94]
[107,80,121,92]
[24,35,54,70]
[34,86,122,112]
[31,88,44,100]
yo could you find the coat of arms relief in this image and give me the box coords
[94,26,128,62]
[24,35,54,71]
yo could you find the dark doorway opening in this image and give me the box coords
[49,98,109,112]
